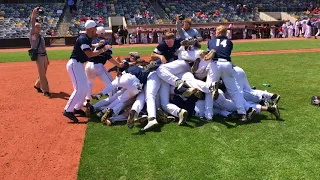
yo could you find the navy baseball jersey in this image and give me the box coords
[207,36,233,61]
[153,38,182,63]
[70,33,92,63]
[125,65,150,85]
[88,37,112,65]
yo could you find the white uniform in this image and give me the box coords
[301,20,307,34]
[270,28,275,38]
[227,30,232,39]
[157,32,163,43]
[243,28,247,39]
[282,23,287,38]
[149,32,153,43]
[159,80,182,117]
[85,62,113,100]
[101,73,142,103]
[295,21,300,37]
[305,20,312,38]
[288,25,294,38]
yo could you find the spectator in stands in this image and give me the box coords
[214,10,220,17]
[242,5,247,14]
[236,4,241,16]
[68,0,74,14]
[30,7,51,97]
[175,15,202,41]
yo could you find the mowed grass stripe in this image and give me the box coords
[77,52,320,180]
[1,39,320,63]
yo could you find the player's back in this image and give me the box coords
[207,36,233,61]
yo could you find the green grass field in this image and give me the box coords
[76,52,320,179]
[1,39,320,63]
[2,40,320,179]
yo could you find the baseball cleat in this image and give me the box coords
[91,93,103,100]
[175,79,185,90]
[134,115,148,124]
[156,108,175,123]
[141,118,159,131]
[271,94,281,106]
[85,103,95,116]
[83,99,90,107]
[101,108,113,124]
[127,110,138,129]
[74,109,86,116]
[270,104,280,120]
[178,109,188,126]
[191,58,201,73]
[246,108,256,122]
[209,82,219,100]
[239,114,248,123]
[43,92,51,98]
[63,111,79,123]
[34,86,43,93]
[182,88,197,98]
[96,111,103,118]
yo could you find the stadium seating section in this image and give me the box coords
[0,3,65,39]
[0,0,317,38]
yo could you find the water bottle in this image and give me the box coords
[263,84,271,87]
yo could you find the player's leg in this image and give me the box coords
[179,72,210,93]
[205,61,222,120]
[156,60,191,88]
[84,62,96,102]
[195,100,231,118]
[141,72,162,131]
[97,64,114,96]
[219,61,249,120]
[64,59,89,122]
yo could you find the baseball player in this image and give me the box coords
[301,18,307,36]
[288,23,294,38]
[305,19,312,38]
[63,20,117,123]
[205,25,254,122]
[314,20,320,39]
[243,26,247,39]
[92,52,141,100]
[282,22,287,38]
[295,20,301,37]
[84,27,116,106]
[157,30,163,43]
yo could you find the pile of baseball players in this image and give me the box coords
[63,20,281,132]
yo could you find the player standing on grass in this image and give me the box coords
[205,25,255,122]
[63,20,122,123]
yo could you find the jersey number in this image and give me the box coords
[216,39,227,47]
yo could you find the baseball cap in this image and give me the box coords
[96,26,107,34]
[85,20,97,30]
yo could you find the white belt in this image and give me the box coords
[217,58,228,62]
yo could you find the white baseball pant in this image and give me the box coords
[213,90,262,114]
[233,66,262,103]
[64,58,89,112]
[206,60,246,115]
[177,47,201,62]
[85,62,114,100]
[194,100,231,117]
[156,60,191,86]
[176,72,210,93]
[194,58,210,80]
[302,25,306,34]
[305,25,312,38]
[101,73,141,102]
[145,72,161,119]
[131,91,145,114]
[295,27,300,37]
[93,89,125,111]
[316,29,320,37]
[160,80,181,117]
[252,34,256,39]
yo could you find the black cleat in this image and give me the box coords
[209,82,219,100]
[191,58,201,73]
[63,111,79,123]
[85,103,95,116]
[91,93,103,100]
[271,94,281,106]
[127,110,138,129]
[43,92,51,97]
[270,104,280,120]
[34,86,43,93]
[74,109,86,116]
